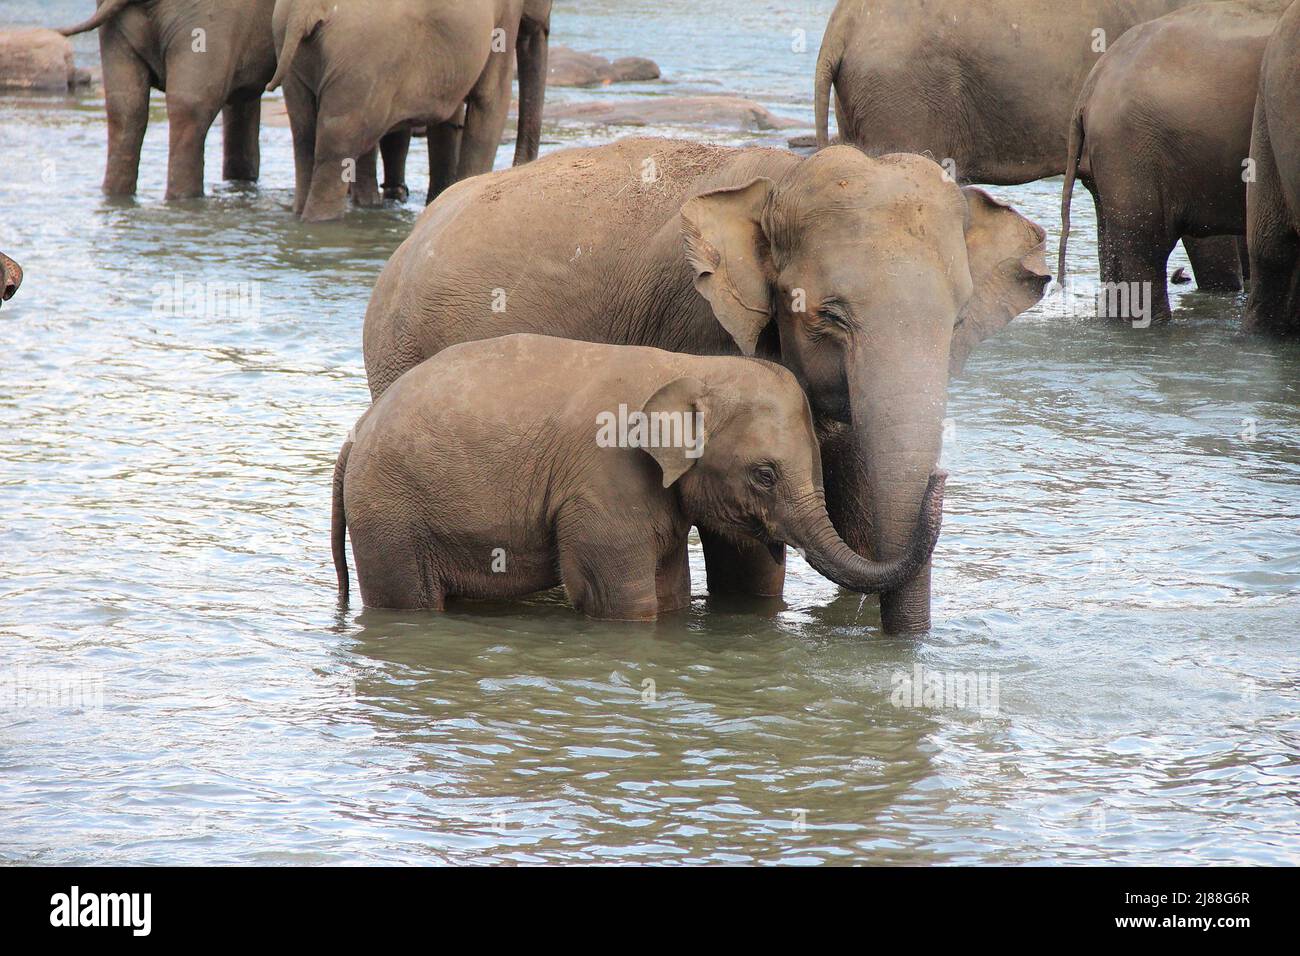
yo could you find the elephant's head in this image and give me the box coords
[680,147,1049,630]
[1,253,22,308]
[638,365,945,595]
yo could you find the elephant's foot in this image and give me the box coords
[102,180,138,198]
[382,182,410,203]
[165,184,205,201]
[300,205,347,223]
[351,188,383,209]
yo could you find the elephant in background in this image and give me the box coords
[355,0,553,207]
[59,0,277,199]
[1,253,21,308]
[333,334,946,619]
[1058,0,1289,322]
[1246,0,1300,336]
[363,138,1050,634]
[269,0,541,221]
[814,0,1199,186]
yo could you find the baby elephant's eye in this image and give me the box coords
[751,465,779,489]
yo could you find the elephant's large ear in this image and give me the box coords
[951,187,1051,376]
[640,377,709,488]
[680,178,776,356]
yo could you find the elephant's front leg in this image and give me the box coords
[699,528,786,598]
[221,96,262,183]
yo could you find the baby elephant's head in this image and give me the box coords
[640,362,944,595]
[0,253,22,308]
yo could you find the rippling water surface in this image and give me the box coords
[1,1,1297,864]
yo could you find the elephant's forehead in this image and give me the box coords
[775,155,957,223]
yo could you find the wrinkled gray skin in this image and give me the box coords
[1058,0,1287,321]
[333,334,946,620]
[364,138,1050,634]
[269,0,539,221]
[1245,0,1300,336]
[1,253,22,308]
[60,0,277,199]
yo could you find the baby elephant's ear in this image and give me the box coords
[680,178,776,356]
[640,376,709,488]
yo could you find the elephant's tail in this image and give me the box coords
[814,32,841,148]
[59,0,136,37]
[267,0,327,92]
[331,436,353,605]
[1058,105,1087,286]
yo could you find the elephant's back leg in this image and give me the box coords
[99,31,152,196]
[1246,103,1300,334]
[349,519,446,611]
[1183,237,1243,294]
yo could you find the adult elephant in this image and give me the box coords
[1246,0,1300,336]
[60,0,277,199]
[268,0,541,221]
[363,138,1050,633]
[1,253,21,308]
[352,0,553,207]
[1058,0,1289,322]
[815,0,1198,185]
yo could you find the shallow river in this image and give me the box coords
[1,1,1297,864]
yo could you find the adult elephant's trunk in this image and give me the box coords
[851,341,950,633]
[513,14,551,166]
[783,478,945,595]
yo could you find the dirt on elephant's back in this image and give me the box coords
[478,138,746,225]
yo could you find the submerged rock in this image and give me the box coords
[0,28,91,92]
[547,95,798,132]
[547,46,661,87]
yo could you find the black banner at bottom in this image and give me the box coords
[0,865,1281,941]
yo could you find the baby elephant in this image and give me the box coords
[332,335,945,621]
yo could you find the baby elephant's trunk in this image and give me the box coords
[786,472,946,595]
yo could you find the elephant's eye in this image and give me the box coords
[815,300,853,331]
[751,465,779,489]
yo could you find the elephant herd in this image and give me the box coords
[6,1,1298,634]
[53,0,553,216]
[819,0,1300,332]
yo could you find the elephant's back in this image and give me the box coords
[362,138,776,400]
